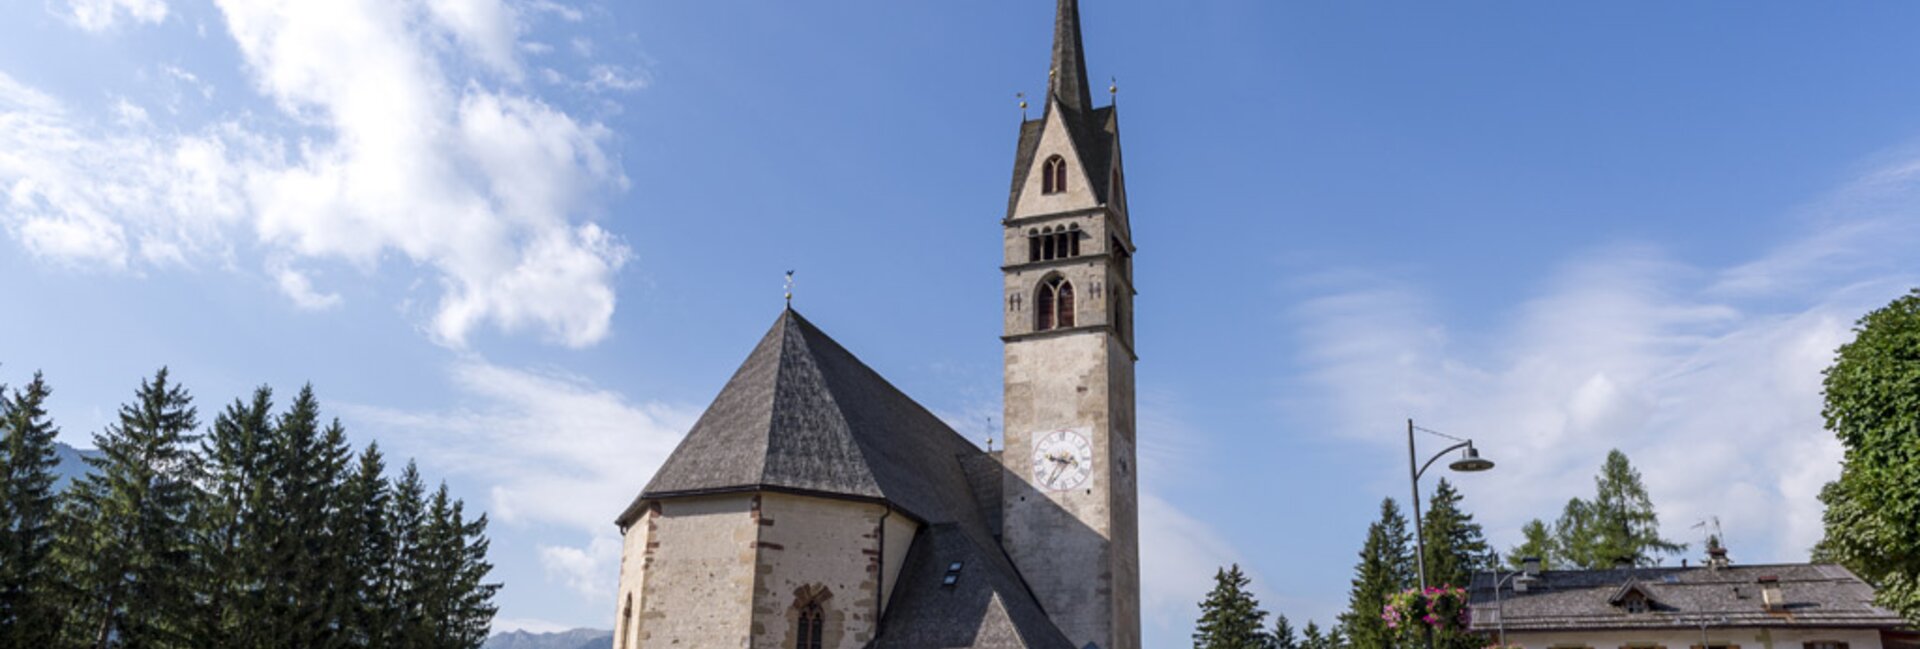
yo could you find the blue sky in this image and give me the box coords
[5,0,1920,644]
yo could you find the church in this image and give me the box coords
[610,2,1139,647]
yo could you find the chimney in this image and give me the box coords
[1707,546,1730,570]
[1521,556,1541,576]
[1613,556,1634,570]
[1758,575,1784,611]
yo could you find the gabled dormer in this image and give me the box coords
[1608,580,1660,614]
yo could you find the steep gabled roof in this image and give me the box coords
[871,524,1075,649]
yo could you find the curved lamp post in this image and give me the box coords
[1407,419,1496,591]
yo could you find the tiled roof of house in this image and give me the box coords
[1468,563,1907,632]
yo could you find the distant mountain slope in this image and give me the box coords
[484,628,611,649]
[53,442,101,492]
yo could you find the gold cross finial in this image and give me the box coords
[784,270,795,306]
[1017,92,1028,119]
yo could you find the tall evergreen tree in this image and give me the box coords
[1343,498,1413,649]
[1301,621,1326,649]
[337,443,394,647]
[1422,481,1493,649]
[1421,479,1494,588]
[1506,519,1556,570]
[0,372,66,646]
[1547,451,1684,569]
[387,462,431,645]
[1194,564,1271,649]
[55,367,202,649]
[188,387,277,648]
[1326,624,1348,649]
[1273,614,1299,649]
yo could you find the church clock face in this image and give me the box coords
[1030,428,1093,491]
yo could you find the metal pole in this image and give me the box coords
[1409,418,1428,591]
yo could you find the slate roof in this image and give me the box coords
[618,309,1071,648]
[1468,563,1908,632]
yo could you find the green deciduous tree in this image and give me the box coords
[1343,498,1413,649]
[1524,451,1684,570]
[1194,564,1271,649]
[1814,288,1920,623]
[1,372,66,646]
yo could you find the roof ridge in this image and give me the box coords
[780,311,882,498]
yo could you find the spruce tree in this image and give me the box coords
[1273,614,1300,649]
[1194,564,1271,649]
[1326,624,1348,649]
[337,443,394,647]
[1343,498,1413,649]
[1301,621,1326,649]
[1421,479,1493,589]
[189,387,277,648]
[55,367,202,649]
[0,372,65,646]
[1547,451,1684,569]
[388,462,431,646]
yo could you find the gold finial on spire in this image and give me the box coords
[985,416,995,452]
[1017,92,1028,119]
[784,270,795,306]
[1110,76,1118,98]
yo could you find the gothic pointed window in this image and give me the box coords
[1042,155,1067,194]
[798,602,824,649]
[1036,275,1073,331]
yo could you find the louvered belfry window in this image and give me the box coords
[798,602,824,649]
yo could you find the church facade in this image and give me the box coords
[610,2,1139,647]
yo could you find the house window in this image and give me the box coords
[1042,155,1067,194]
[1623,596,1648,613]
[797,602,824,649]
[1036,276,1074,331]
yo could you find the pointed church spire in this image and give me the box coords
[1049,0,1093,114]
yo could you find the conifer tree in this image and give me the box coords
[1326,624,1348,649]
[415,484,500,648]
[1547,451,1684,569]
[56,367,202,649]
[0,372,65,646]
[337,443,394,647]
[1301,621,1326,649]
[1421,479,1493,589]
[1194,564,1272,649]
[388,462,431,645]
[1506,519,1555,570]
[1273,614,1300,649]
[1344,498,1413,649]
[189,387,277,648]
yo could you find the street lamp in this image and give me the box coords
[1484,557,1539,648]
[1407,419,1496,591]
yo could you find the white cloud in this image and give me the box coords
[59,0,168,32]
[1290,169,1920,566]
[1,0,635,348]
[341,358,695,603]
[539,536,622,600]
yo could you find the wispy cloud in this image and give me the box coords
[1290,166,1920,564]
[57,0,168,32]
[341,359,695,601]
[1,0,634,348]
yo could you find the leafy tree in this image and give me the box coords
[1301,621,1326,649]
[56,367,202,648]
[1815,288,1920,622]
[1194,564,1271,649]
[1506,519,1556,570]
[1273,614,1299,649]
[0,372,66,645]
[1343,499,1413,649]
[1421,479,1493,589]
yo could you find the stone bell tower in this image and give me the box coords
[998,1,1138,647]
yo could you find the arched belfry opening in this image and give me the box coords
[1042,155,1068,194]
[1036,274,1075,331]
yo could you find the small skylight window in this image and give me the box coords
[942,574,959,586]
[949,562,964,572]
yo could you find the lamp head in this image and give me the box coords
[1449,444,1495,472]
